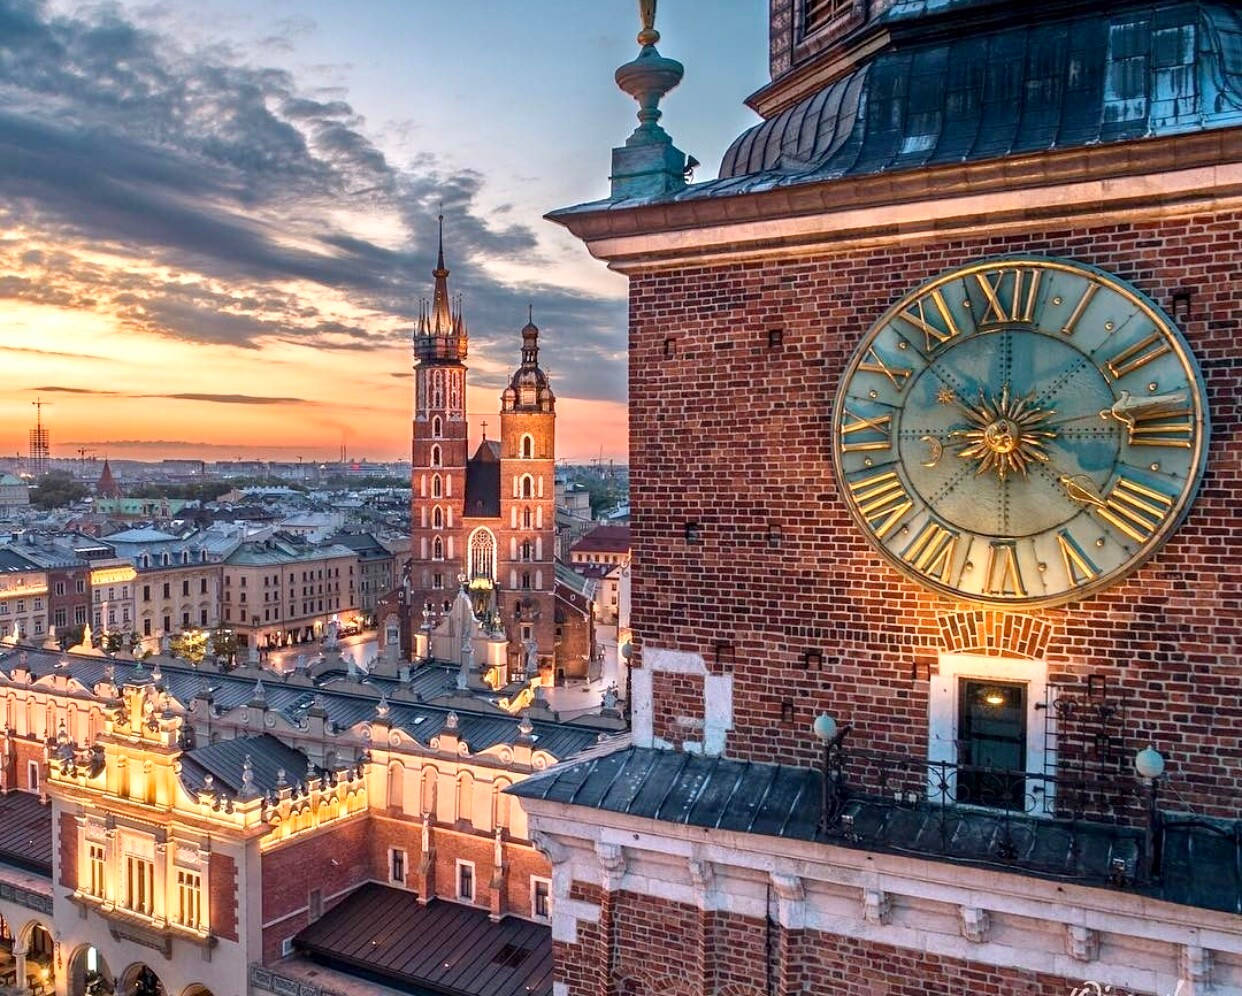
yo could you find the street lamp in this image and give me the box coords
[1135,744,1165,882]
[812,712,850,838]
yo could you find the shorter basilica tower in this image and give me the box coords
[495,314,556,666]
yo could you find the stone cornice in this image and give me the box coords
[548,129,1242,273]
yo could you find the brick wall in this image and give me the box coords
[628,215,1242,812]
[260,815,371,961]
[13,740,43,793]
[208,851,238,943]
[56,809,76,889]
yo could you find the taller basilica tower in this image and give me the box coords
[402,219,558,672]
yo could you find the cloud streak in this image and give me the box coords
[0,0,627,402]
[32,385,312,405]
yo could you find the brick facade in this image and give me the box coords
[208,851,238,943]
[56,809,76,889]
[627,216,1241,814]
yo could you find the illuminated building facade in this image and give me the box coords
[0,645,607,995]
[512,3,1242,995]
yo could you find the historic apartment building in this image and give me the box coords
[221,537,358,650]
[511,3,1242,995]
[0,642,613,996]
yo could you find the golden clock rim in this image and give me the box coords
[830,253,1210,609]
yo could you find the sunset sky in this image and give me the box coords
[0,0,767,464]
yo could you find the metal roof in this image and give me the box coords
[182,733,312,796]
[557,1,1242,216]
[294,883,552,996]
[510,746,1242,915]
[0,792,52,876]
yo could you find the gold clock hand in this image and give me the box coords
[1099,390,1188,429]
[1057,472,1108,510]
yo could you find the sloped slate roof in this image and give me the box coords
[0,791,53,876]
[295,883,553,996]
[181,733,312,796]
[510,746,1242,915]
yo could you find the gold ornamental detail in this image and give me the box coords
[953,384,1056,481]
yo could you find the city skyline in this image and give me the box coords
[0,0,767,463]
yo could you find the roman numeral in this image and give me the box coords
[1127,408,1194,448]
[839,407,893,452]
[902,520,959,584]
[1093,476,1175,543]
[1104,333,1172,380]
[847,471,914,539]
[975,267,1042,325]
[1059,282,1100,336]
[858,346,912,390]
[896,289,960,351]
[983,542,1026,597]
[1056,530,1100,586]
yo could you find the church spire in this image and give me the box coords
[430,213,453,334]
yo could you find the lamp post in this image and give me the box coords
[813,713,851,837]
[1135,744,1165,882]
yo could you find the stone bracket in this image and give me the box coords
[862,888,891,925]
[959,905,990,944]
[1066,924,1099,963]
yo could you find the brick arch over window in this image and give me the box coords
[936,610,1055,660]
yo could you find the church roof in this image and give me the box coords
[465,442,502,519]
[96,459,120,498]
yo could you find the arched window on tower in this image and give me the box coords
[433,416,442,438]
[469,529,496,581]
[523,507,532,529]
[522,539,532,561]
[431,445,441,468]
[432,474,442,498]
[433,537,444,561]
[432,370,445,408]
[521,434,534,459]
[521,474,534,499]
[433,506,443,529]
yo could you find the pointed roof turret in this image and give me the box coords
[96,459,120,498]
[502,308,555,414]
[429,213,454,334]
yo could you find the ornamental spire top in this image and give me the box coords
[611,0,689,200]
[429,212,453,334]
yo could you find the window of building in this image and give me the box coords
[177,869,202,929]
[182,579,190,597]
[308,888,323,923]
[431,444,442,468]
[26,760,39,792]
[469,529,496,581]
[522,572,530,590]
[143,619,151,636]
[75,605,86,625]
[803,0,852,35]
[126,855,154,916]
[200,608,208,626]
[390,848,407,886]
[88,843,105,897]
[182,611,190,627]
[522,507,532,529]
[520,433,534,459]
[432,416,442,437]
[433,505,443,529]
[15,600,24,614]
[457,860,475,902]
[432,474,442,498]
[161,582,169,599]
[201,578,208,594]
[433,572,443,589]
[956,679,1027,810]
[532,877,551,920]
[163,614,171,633]
[76,578,85,594]
[54,607,66,628]
[54,581,65,596]
[521,475,533,499]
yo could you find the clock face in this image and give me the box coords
[832,256,1209,607]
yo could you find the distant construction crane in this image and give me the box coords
[28,398,51,477]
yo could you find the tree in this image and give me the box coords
[30,470,88,510]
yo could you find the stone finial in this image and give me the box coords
[376,693,390,719]
[611,0,688,199]
[250,679,266,706]
[150,661,163,686]
[239,754,259,800]
[517,712,534,741]
[445,710,459,731]
[276,767,287,789]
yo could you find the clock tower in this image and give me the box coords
[514,3,1242,995]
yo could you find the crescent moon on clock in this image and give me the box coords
[919,435,943,467]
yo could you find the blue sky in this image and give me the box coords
[0,0,767,461]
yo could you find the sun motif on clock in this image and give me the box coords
[831,255,1209,607]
